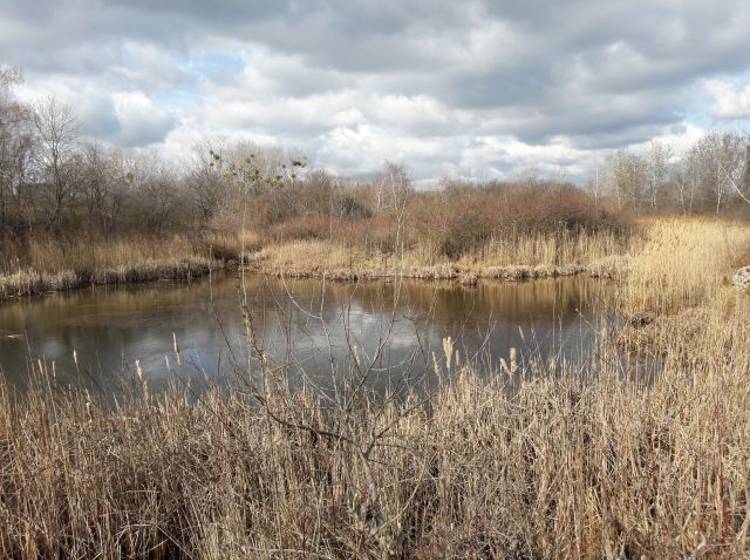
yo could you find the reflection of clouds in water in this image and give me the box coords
[37,338,69,360]
[0,275,612,392]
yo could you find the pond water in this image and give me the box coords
[0,274,612,395]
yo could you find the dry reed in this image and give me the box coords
[0,295,748,558]
[2,217,750,558]
[620,217,750,313]
[258,229,630,281]
[0,236,214,300]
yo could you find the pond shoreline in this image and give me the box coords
[0,258,218,302]
[258,262,618,283]
[0,257,621,303]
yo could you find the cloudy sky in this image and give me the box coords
[2,0,750,183]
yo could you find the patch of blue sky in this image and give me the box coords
[181,50,245,78]
[681,99,713,129]
[150,50,245,110]
[688,69,750,131]
[712,68,750,88]
[152,87,201,110]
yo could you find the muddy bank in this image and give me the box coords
[257,261,619,284]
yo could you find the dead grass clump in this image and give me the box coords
[202,230,262,262]
[0,235,215,300]
[620,217,750,313]
[0,269,81,299]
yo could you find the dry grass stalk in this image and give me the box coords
[0,235,214,300]
[0,291,749,558]
[620,217,750,313]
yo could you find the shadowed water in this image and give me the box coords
[0,274,612,394]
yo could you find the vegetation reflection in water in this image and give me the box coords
[0,274,611,394]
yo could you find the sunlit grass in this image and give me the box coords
[0,235,212,299]
[620,216,750,313]
[1,294,748,558]
[2,216,750,557]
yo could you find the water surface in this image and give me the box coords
[0,274,611,394]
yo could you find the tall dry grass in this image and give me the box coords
[202,230,263,262]
[23,235,201,273]
[0,235,213,300]
[1,295,749,558]
[260,229,630,279]
[620,217,750,313]
[2,216,750,557]
[458,229,628,267]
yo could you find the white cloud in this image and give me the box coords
[704,79,750,119]
[111,92,176,146]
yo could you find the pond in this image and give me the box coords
[0,273,612,395]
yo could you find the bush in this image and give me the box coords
[265,214,335,243]
[333,193,372,219]
[438,203,494,260]
[403,180,630,261]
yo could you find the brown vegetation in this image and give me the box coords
[1,287,749,558]
[0,235,213,299]
[1,218,750,559]
[619,217,750,313]
[3,68,750,558]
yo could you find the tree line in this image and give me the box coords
[590,135,750,215]
[2,66,750,251]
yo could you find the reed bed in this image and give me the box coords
[431,229,629,268]
[0,223,633,299]
[259,229,631,280]
[1,294,749,559]
[24,235,202,273]
[620,217,750,313]
[0,236,214,300]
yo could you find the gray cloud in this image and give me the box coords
[2,0,749,180]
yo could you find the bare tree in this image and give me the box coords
[127,151,185,235]
[587,153,603,206]
[670,160,694,214]
[32,96,79,230]
[646,140,672,211]
[683,132,746,214]
[76,144,129,236]
[718,137,750,208]
[0,68,34,233]
[605,150,647,212]
[187,139,229,224]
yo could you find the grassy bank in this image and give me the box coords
[2,216,747,305]
[0,228,626,300]
[0,236,215,300]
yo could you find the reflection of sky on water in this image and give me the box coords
[0,274,612,394]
